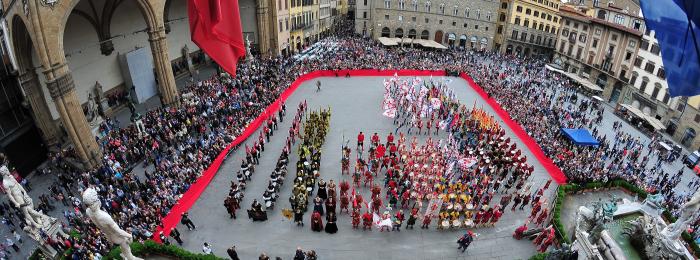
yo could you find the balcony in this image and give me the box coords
[291,23,313,31]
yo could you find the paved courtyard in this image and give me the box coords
[177,76,556,260]
[2,71,698,259]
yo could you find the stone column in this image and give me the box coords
[256,0,271,55]
[46,73,101,168]
[148,27,179,107]
[19,71,60,146]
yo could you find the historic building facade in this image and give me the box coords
[355,0,500,50]
[501,0,561,59]
[553,4,642,103]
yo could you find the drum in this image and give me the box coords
[447,203,454,210]
[464,219,474,227]
[441,220,450,228]
[306,187,313,192]
[453,219,462,228]
[265,201,272,208]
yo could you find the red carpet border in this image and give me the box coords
[153,69,566,241]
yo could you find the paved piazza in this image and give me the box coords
[178,76,556,260]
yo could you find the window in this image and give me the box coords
[398,0,405,9]
[514,17,520,26]
[512,30,519,39]
[464,23,468,28]
[398,15,403,21]
[425,18,429,23]
[633,20,641,30]
[279,20,283,32]
[501,2,508,9]
[476,9,481,19]
[553,17,558,23]
[640,79,649,93]
[364,0,367,5]
[562,29,569,37]
[565,20,570,26]
[363,12,367,19]
[652,86,661,99]
[650,44,660,55]
[439,19,443,24]
[516,6,522,12]
[498,25,503,33]
[452,21,456,26]
[614,14,625,25]
[583,25,588,31]
[523,19,529,27]
[384,0,391,8]
[485,26,488,31]
[628,40,636,48]
[521,32,527,42]
[385,15,389,20]
[530,34,535,43]
[634,57,643,67]
[425,1,431,12]
[539,24,544,31]
[465,8,470,17]
[533,22,537,29]
[694,114,700,123]
[559,42,566,53]
[657,68,666,79]
[526,8,531,15]
[439,3,445,14]
[579,34,586,43]
[595,28,602,35]
[625,51,632,60]
[663,92,670,104]
[545,25,550,33]
[611,34,618,41]
[630,74,637,85]
[487,12,492,21]
[577,47,583,59]
[500,13,506,22]
[640,39,649,51]
[453,7,458,16]
[574,22,579,29]
[645,62,655,73]
[412,0,417,10]
[547,14,552,21]
[533,11,539,17]
[475,24,478,29]
[412,16,416,22]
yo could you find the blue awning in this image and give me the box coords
[561,128,600,146]
[640,0,700,97]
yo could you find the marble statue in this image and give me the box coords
[662,189,700,241]
[643,193,665,209]
[1,166,54,229]
[245,35,252,60]
[82,188,143,260]
[93,82,105,118]
[86,92,97,123]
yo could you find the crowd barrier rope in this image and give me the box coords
[152,69,565,241]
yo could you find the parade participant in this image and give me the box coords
[325,196,337,215]
[421,214,433,229]
[351,208,361,229]
[457,231,474,253]
[362,211,373,230]
[294,208,304,226]
[406,208,418,229]
[311,211,323,232]
[317,179,328,201]
[312,196,324,216]
[357,132,365,151]
[325,212,338,234]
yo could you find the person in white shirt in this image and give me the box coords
[202,242,212,254]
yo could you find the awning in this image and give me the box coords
[545,64,604,93]
[378,37,398,46]
[592,96,604,101]
[413,39,447,49]
[471,36,478,43]
[561,128,600,146]
[619,104,667,130]
[448,34,456,40]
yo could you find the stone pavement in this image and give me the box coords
[176,76,554,260]
[3,70,698,259]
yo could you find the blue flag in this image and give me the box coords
[640,0,700,97]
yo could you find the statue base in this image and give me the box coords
[26,221,67,259]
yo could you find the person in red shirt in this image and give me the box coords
[386,133,394,146]
[371,133,380,148]
[357,132,365,151]
[389,143,398,157]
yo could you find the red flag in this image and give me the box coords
[188,0,246,75]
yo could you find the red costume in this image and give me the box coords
[362,212,373,230]
[311,212,324,232]
[351,209,361,228]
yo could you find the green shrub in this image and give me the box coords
[528,252,548,260]
[104,240,226,260]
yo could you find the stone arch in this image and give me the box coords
[395,28,404,38]
[381,27,391,37]
[420,30,429,40]
[434,30,443,43]
[10,15,37,74]
[408,29,417,39]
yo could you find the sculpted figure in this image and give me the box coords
[82,188,143,260]
[662,189,700,241]
[1,165,53,229]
